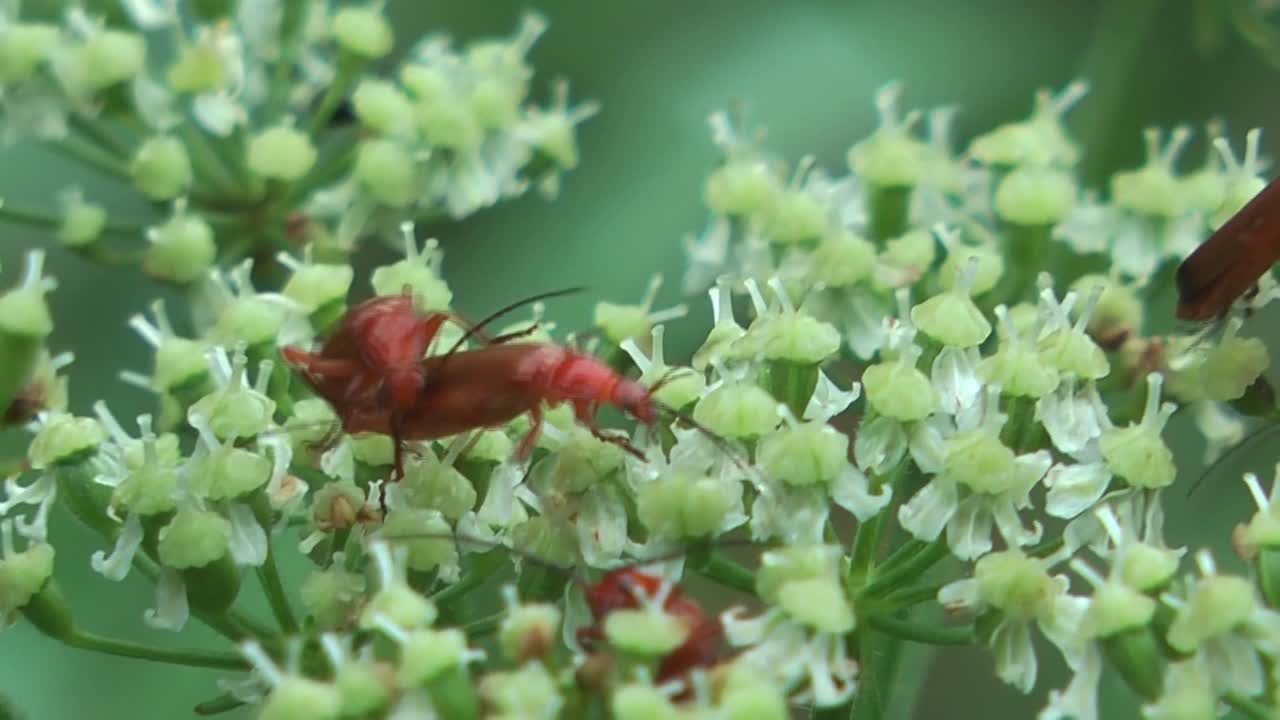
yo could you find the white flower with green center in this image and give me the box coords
[899,386,1051,560]
[1163,550,1280,699]
[723,545,859,707]
[940,548,1086,694]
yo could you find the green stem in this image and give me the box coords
[848,513,885,588]
[1223,692,1275,720]
[868,615,975,646]
[862,539,948,597]
[62,630,248,670]
[0,202,147,236]
[305,55,361,137]
[256,548,299,634]
[69,114,128,160]
[52,137,131,182]
[461,612,505,638]
[881,583,944,610]
[178,123,245,200]
[693,552,757,596]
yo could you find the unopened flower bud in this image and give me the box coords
[975,550,1054,621]
[994,166,1076,225]
[247,123,317,181]
[637,470,737,539]
[759,421,847,487]
[77,30,145,91]
[762,189,827,245]
[399,628,472,686]
[352,78,414,136]
[28,414,102,468]
[1111,127,1192,218]
[481,664,562,718]
[131,136,193,201]
[692,382,781,439]
[812,230,876,287]
[0,540,55,618]
[777,575,855,633]
[1100,373,1175,490]
[862,351,938,422]
[369,230,453,311]
[611,684,676,720]
[0,23,58,83]
[167,41,228,93]
[331,5,394,59]
[56,195,107,248]
[301,567,365,630]
[604,607,689,656]
[911,258,992,348]
[705,160,779,217]
[355,139,416,207]
[401,461,477,520]
[260,676,341,720]
[1166,574,1255,653]
[144,212,215,284]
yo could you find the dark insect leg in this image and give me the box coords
[514,405,545,462]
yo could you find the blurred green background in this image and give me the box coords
[3,1,1280,717]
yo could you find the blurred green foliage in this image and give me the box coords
[4,1,1280,717]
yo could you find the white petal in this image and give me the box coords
[226,502,268,566]
[829,465,892,521]
[931,346,982,416]
[575,483,627,568]
[938,578,980,613]
[908,414,951,474]
[1044,463,1111,519]
[1203,634,1264,697]
[143,567,190,631]
[897,478,959,542]
[804,371,861,423]
[842,288,890,360]
[992,619,1038,694]
[193,91,246,137]
[947,496,993,561]
[855,415,907,475]
[1011,450,1054,502]
[1035,382,1101,455]
[1038,645,1101,720]
[91,512,143,581]
[991,499,1042,552]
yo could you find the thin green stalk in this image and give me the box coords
[52,138,131,182]
[305,56,361,137]
[461,612,505,638]
[693,552,757,596]
[0,202,146,236]
[256,547,299,633]
[861,539,948,597]
[63,630,248,670]
[848,512,885,588]
[881,583,944,610]
[848,629,884,720]
[69,114,128,160]
[868,615,975,646]
[1223,692,1275,720]
[179,124,245,200]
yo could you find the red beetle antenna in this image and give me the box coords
[1187,420,1280,497]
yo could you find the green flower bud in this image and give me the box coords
[144,212,215,285]
[848,84,927,187]
[756,545,840,600]
[0,23,58,83]
[1118,543,1180,593]
[862,353,938,422]
[637,470,737,539]
[352,78,414,136]
[758,421,847,487]
[355,139,416,207]
[720,667,788,720]
[548,429,624,493]
[994,166,1076,225]
[261,677,341,720]
[463,429,514,464]
[975,550,1055,621]
[979,307,1059,398]
[188,445,272,500]
[167,41,228,93]
[0,541,55,617]
[399,628,471,686]
[594,302,652,347]
[154,337,211,397]
[1199,319,1269,402]
[1037,324,1109,381]
[212,297,287,348]
[705,160,779,216]
[777,575,855,633]
[480,663,562,718]
[351,433,395,467]
[112,449,179,517]
[692,382,781,439]
[0,252,54,338]
[131,136,193,201]
[282,262,353,317]
[381,509,455,573]
[911,263,992,348]
[945,427,1016,494]
[604,607,688,656]
[1084,582,1156,638]
[940,245,1004,297]
[78,30,145,91]
[247,123,317,181]
[739,311,841,365]
[157,506,231,569]
[28,414,102,469]
[875,228,937,289]
[1100,374,1175,490]
[762,189,827,245]
[335,661,391,717]
[401,461,476,520]
[301,566,366,630]
[500,602,561,663]
[56,196,107,248]
[1110,127,1191,218]
[331,5,394,59]
[969,82,1086,168]
[361,580,437,631]
[1099,626,1163,701]
[1166,574,1255,653]
[611,684,676,720]
[369,234,453,311]
[188,377,275,443]
[811,230,876,287]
